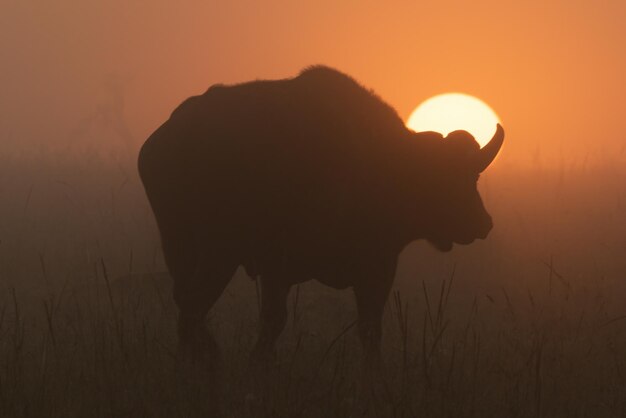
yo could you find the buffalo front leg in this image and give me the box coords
[250,276,291,364]
[352,271,394,411]
[353,270,394,368]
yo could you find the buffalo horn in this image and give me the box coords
[476,123,504,172]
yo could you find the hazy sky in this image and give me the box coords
[2,1,625,163]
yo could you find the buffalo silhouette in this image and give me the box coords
[138,66,504,364]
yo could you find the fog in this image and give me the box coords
[2,2,626,416]
[3,1,626,162]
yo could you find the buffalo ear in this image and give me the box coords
[476,124,504,172]
[444,130,481,163]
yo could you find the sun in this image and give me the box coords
[406,93,500,147]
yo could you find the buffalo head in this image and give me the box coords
[417,124,504,251]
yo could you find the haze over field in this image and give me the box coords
[3,1,626,163]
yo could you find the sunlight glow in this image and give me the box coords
[406,93,501,147]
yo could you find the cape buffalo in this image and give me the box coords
[138,66,504,363]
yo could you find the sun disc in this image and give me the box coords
[406,93,500,147]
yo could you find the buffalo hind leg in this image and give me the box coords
[173,250,237,362]
[250,276,291,364]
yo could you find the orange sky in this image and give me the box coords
[2,1,625,164]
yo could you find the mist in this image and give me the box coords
[3,1,626,160]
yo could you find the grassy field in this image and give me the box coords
[1,148,625,417]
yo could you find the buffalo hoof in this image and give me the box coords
[248,346,278,367]
[176,326,222,372]
[356,357,389,410]
[242,348,279,402]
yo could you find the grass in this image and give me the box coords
[0,147,625,417]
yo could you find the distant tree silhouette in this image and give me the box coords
[67,73,134,158]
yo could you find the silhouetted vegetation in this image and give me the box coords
[1,148,625,417]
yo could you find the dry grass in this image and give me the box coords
[1,148,625,417]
